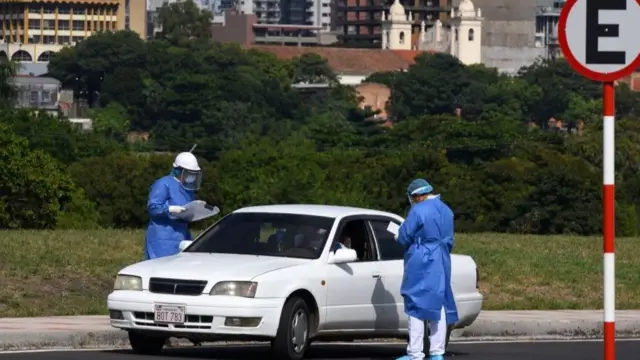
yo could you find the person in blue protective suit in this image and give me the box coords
[144,152,203,260]
[396,178,458,360]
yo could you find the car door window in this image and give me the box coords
[332,219,378,262]
[369,219,404,260]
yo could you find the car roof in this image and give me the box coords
[233,204,402,220]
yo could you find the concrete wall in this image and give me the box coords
[468,0,537,20]
[482,45,546,74]
[483,20,535,47]
[454,0,537,47]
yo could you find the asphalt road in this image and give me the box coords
[2,341,639,360]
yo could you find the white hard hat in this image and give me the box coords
[173,152,201,171]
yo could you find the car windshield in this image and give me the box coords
[185,212,335,259]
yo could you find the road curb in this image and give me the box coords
[451,318,640,340]
[2,318,640,351]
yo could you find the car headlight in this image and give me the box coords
[113,275,142,291]
[209,281,257,297]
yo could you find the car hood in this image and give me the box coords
[119,253,310,285]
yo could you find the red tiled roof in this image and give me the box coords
[246,45,429,74]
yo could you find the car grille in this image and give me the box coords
[148,277,208,296]
[133,312,213,329]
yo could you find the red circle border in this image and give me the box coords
[558,0,640,82]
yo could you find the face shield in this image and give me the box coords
[177,168,202,191]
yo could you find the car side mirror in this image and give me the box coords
[179,240,193,252]
[328,248,358,264]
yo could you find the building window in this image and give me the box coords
[73,20,84,31]
[28,19,40,29]
[58,20,70,30]
[454,28,458,41]
[59,36,70,44]
[28,6,40,13]
[30,91,39,104]
[72,8,85,15]
[399,31,405,44]
[72,36,84,43]
[43,7,55,14]
[38,51,53,61]
[43,20,55,30]
[468,28,474,41]
[125,0,131,29]
[58,6,71,14]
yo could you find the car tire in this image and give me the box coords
[272,296,311,360]
[423,324,453,354]
[128,331,166,355]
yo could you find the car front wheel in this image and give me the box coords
[272,296,311,360]
[128,331,166,355]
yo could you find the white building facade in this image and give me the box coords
[381,0,484,66]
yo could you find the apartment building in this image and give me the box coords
[334,0,453,48]
[0,0,146,62]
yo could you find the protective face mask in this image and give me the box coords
[185,175,196,184]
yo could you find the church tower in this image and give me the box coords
[381,0,413,51]
[449,0,483,65]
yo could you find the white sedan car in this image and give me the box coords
[107,205,483,359]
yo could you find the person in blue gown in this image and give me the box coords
[396,178,458,360]
[144,152,203,260]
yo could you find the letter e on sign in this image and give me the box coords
[558,0,640,81]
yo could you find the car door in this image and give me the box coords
[323,217,383,331]
[368,218,407,332]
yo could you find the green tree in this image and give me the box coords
[0,60,17,108]
[69,152,219,228]
[364,71,398,87]
[99,66,148,124]
[517,58,600,124]
[0,123,76,229]
[92,102,131,141]
[389,53,469,120]
[48,30,147,107]
[291,53,338,85]
[0,109,123,164]
[156,0,213,43]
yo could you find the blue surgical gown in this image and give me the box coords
[144,175,195,260]
[398,195,459,324]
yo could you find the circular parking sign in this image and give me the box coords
[558,0,640,82]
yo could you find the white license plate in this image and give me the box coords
[154,304,186,324]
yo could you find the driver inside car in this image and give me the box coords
[332,235,352,251]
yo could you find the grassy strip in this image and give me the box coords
[1,230,637,317]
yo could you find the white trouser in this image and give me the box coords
[407,306,447,360]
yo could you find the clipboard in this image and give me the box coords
[175,200,220,222]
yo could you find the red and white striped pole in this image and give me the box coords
[602,81,615,360]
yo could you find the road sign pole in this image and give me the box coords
[602,81,615,360]
[558,1,640,358]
